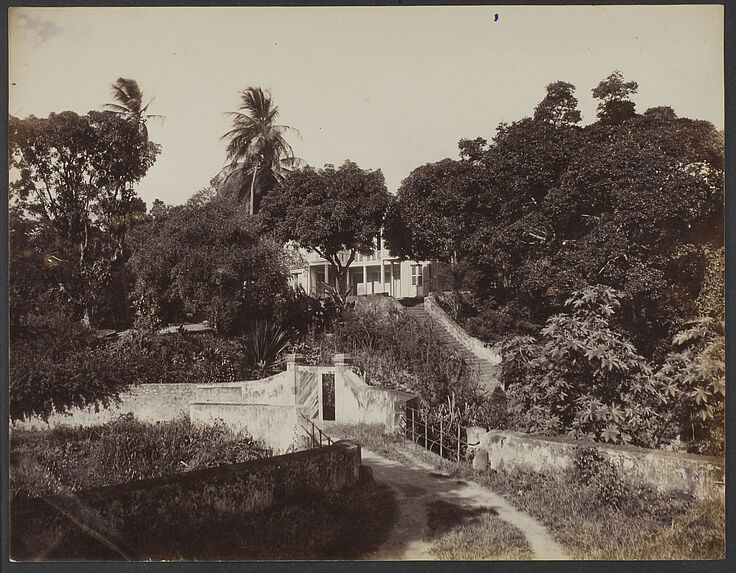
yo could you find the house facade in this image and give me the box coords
[288,241,433,299]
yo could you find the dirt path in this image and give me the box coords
[360,447,568,561]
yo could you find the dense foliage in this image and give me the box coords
[385,71,723,452]
[127,192,292,334]
[502,286,724,453]
[260,160,392,294]
[386,73,723,357]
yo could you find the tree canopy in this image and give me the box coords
[260,160,391,293]
[386,72,724,358]
[10,107,160,327]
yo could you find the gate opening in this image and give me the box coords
[321,372,335,421]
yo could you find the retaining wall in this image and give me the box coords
[335,357,415,431]
[424,293,501,364]
[11,441,363,560]
[12,384,200,430]
[467,427,724,499]
[195,372,294,406]
[190,403,299,453]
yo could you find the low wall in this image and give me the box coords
[335,364,415,431]
[195,371,293,406]
[424,293,501,364]
[12,384,200,430]
[11,441,363,560]
[467,427,724,499]
[190,402,298,453]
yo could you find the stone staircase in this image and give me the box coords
[400,299,501,393]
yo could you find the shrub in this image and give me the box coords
[570,447,630,511]
[242,320,293,379]
[502,285,672,448]
[9,308,133,421]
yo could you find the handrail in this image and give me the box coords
[299,412,334,449]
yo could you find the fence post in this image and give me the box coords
[440,418,444,459]
[319,428,323,447]
[457,423,461,463]
[411,408,415,445]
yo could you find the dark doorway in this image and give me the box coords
[321,372,335,421]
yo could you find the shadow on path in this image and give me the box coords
[360,447,568,561]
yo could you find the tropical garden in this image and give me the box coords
[9,71,724,459]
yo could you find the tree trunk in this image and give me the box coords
[249,158,260,216]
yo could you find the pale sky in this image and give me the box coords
[9,5,724,207]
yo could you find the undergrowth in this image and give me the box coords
[10,413,270,501]
[331,423,725,560]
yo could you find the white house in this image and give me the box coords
[288,240,433,300]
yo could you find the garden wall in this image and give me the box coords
[467,427,724,499]
[190,403,299,453]
[11,441,363,560]
[195,372,294,406]
[335,355,416,431]
[12,384,200,430]
[424,293,501,364]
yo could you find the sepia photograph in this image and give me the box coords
[7,4,725,563]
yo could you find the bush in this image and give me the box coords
[10,308,134,421]
[242,320,293,379]
[570,447,630,511]
[10,414,270,501]
[501,285,673,447]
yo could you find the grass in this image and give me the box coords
[426,500,533,560]
[10,413,270,501]
[331,423,725,561]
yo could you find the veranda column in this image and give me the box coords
[363,265,368,295]
[380,261,385,294]
[324,263,329,291]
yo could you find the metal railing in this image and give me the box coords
[299,412,334,449]
[404,405,475,465]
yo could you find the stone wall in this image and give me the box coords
[424,293,501,364]
[190,403,299,453]
[11,441,364,559]
[195,372,294,406]
[12,384,200,430]
[335,356,415,431]
[467,427,724,499]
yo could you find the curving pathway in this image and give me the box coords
[359,447,568,561]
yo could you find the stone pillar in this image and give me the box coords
[333,354,352,422]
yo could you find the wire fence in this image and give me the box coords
[403,405,476,466]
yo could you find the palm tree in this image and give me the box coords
[104,77,163,138]
[222,87,300,215]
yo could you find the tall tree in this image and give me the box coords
[533,81,582,127]
[591,70,639,124]
[260,160,391,294]
[10,108,159,326]
[221,87,300,215]
[104,77,162,139]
